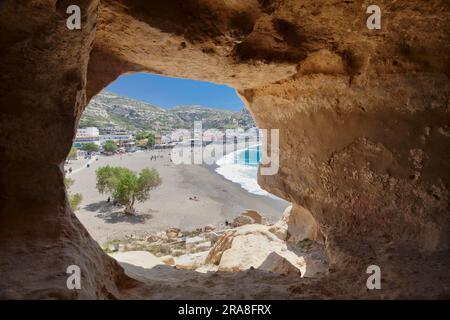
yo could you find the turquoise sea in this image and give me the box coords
[215,145,269,196]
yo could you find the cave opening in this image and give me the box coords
[65,71,322,278]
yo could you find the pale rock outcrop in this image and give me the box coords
[110,251,163,269]
[203,224,215,232]
[258,252,303,276]
[108,242,119,252]
[195,265,219,274]
[205,224,325,277]
[185,236,207,250]
[207,231,223,244]
[233,215,255,227]
[195,241,212,252]
[269,205,324,243]
[165,228,181,239]
[240,210,263,224]
[175,252,209,270]
[160,255,175,266]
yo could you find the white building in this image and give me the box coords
[76,127,99,138]
[100,134,133,143]
[160,135,172,144]
[73,127,100,147]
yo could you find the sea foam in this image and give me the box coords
[215,146,270,196]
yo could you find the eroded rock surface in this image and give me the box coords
[205,224,327,277]
[269,205,323,243]
[0,0,449,298]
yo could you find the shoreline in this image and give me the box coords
[204,146,284,201]
[68,147,289,246]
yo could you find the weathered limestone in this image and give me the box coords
[175,252,208,270]
[165,228,181,240]
[233,215,255,227]
[110,251,164,270]
[0,0,449,298]
[269,205,323,243]
[241,210,263,224]
[205,224,325,277]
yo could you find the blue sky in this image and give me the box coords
[106,73,245,111]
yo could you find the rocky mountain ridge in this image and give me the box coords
[80,91,254,133]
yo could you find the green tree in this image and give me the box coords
[68,147,78,160]
[64,177,83,211]
[95,166,162,215]
[96,166,121,194]
[69,193,83,211]
[135,132,156,148]
[135,132,149,141]
[103,140,118,153]
[80,142,99,153]
[65,177,74,189]
[146,133,156,148]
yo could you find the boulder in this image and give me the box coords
[207,231,223,244]
[185,236,206,250]
[194,241,212,252]
[233,215,254,227]
[240,210,263,224]
[203,224,215,232]
[258,251,303,276]
[156,231,168,241]
[166,228,181,239]
[109,251,163,269]
[157,243,171,255]
[160,255,175,266]
[205,224,309,276]
[166,227,181,233]
[166,231,179,239]
[269,205,324,243]
[145,234,159,243]
[175,252,208,270]
[195,265,219,274]
[108,243,119,252]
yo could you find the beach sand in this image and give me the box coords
[68,149,289,245]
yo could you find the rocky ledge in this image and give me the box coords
[107,210,328,277]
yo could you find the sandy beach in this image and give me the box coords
[67,149,289,245]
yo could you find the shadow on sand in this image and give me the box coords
[95,212,154,224]
[84,200,115,213]
[84,201,155,224]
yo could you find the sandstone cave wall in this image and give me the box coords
[0,0,449,298]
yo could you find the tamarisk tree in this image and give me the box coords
[96,166,161,215]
